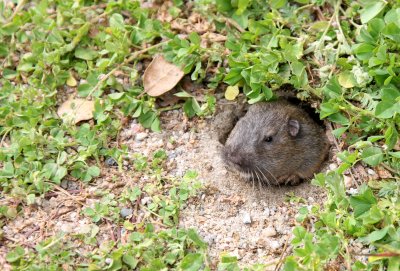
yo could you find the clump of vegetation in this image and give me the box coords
[1,0,399,270]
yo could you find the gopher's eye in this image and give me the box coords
[264,136,273,143]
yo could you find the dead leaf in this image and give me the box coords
[66,73,77,87]
[143,55,184,97]
[57,98,95,124]
[376,167,393,179]
[225,85,239,101]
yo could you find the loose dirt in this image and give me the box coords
[1,101,330,270]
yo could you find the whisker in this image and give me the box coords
[259,165,280,187]
[254,169,263,191]
[251,170,259,191]
[251,171,256,192]
[256,165,271,187]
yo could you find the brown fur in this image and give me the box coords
[222,101,329,185]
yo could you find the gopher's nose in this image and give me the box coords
[226,151,243,167]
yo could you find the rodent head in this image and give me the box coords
[222,101,328,185]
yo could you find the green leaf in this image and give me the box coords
[375,101,400,119]
[216,0,232,12]
[359,1,386,24]
[75,47,98,61]
[290,61,308,88]
[361,146,384,166]
[270,0,287,9]
[322,76,342,99]
[283,256,299,271]
[385,8,400,27]
[6,247,25,263]
[385,125,398,150]
[174,91,193,98]
[332,127,348,138]
[108,92,125,100]
[380,86,400,101]
[353,43,375,60]
[361,204,384,225]
[0,43,9,56]
[189,32,201,45]
[180,253,203,271]
[109,13,125,30]
[139,111,157,129]
[382,23,400,42]
[188,229,207,249]
[320,101,340,118]
[78,83,93,97]
[122,254,138,269]
[350,185,377,217]
[3,68,17,79]
[389,152,400,158]
[151,117,161,132]
[359,226,389,243]
[87,166,100,178]
[0,162,15,178]
[236,0,250,15]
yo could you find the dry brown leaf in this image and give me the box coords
[143,55,184,97]
[57,98,95,124]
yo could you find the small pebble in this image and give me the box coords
[344,175,353,187]
[141,196,152,205]
[262,226,277,237]
[347,188,358,195]
[105,258,112,264]
[120,208,133,218]
[269,240,280,250]
[329,163,338,170]
[242,212,252,224]
[270,209,275,216]
[203,234,216,244]
[264,208,270,217]
[135,132,148,141]
[105,157,117,167]
[60,179,69,189]
[367,169,376,175]
[166,142,174,150]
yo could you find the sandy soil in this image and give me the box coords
[172,105,328,269]
[1,101,331,270]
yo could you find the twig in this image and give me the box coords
[294,3,314,14]
[131,194,142,224]
[44,189,81,199]
[381,163,400,175]
[274,235,291,271]
[0,128,11,148]
[345,245,352,271]
[158,104,183,112]
[106,220,117,243]
[81,3,108,11]
[226,18,245,33]
[3,0,27,24]
[3,236,35,249]
[24,225,40,239]
[49,183,88,207]
[315,0,341,57]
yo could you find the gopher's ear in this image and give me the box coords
[288,119,300,137]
